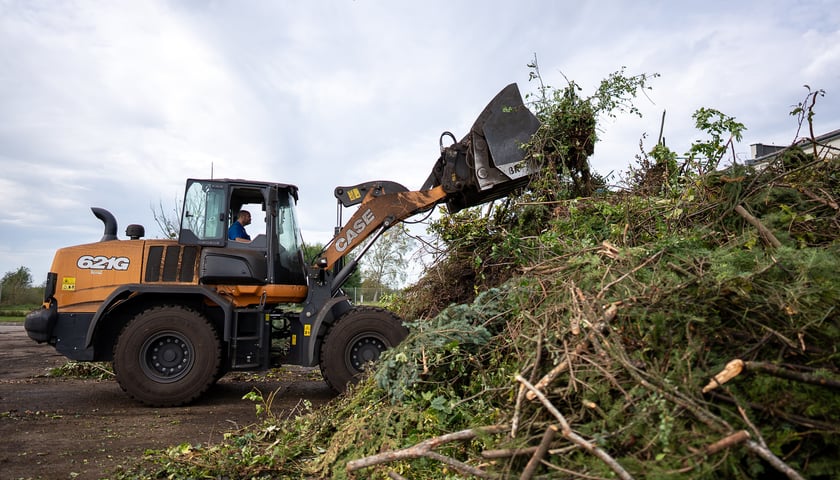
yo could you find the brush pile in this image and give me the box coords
[351,145,840,479]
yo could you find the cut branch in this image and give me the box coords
[734,204,782,248]
[706,430,750,455]
[346,425,506,478]
[520,425,558,480]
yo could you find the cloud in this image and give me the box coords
[1,0,839,284]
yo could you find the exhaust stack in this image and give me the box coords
[91,207,118,241]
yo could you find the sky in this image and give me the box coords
[1,0,839,286]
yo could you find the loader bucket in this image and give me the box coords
[422,83,541,213]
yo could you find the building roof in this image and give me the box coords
[748,127,840,165]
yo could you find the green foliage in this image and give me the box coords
[49,361,114,380]
[526,55,658,197]
[375,288,504,403]
[304,242,362,289]
[686,107,746,173]
[1,266,41,306]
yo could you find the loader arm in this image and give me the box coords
[317,82,541,287]
[321,184,447,270]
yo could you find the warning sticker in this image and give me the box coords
[62,277,76,291]
[303,324,311,336]
[347,188,361,202]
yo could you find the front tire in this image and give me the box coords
[319,306,408,393]
[113,305,221,407]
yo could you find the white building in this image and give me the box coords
[749,128,840,165]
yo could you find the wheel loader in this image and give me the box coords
[24,84,541,406]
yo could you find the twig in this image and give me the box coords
[736,404,765,450]
[515,375,634,480]
[526,345,578,401]
[597,250,663,298]
[482,444,576,459]
[799,187,839,210]
[588,329,731,434]
[526,302,618,401]
[734,204,782,248]
[735,399,804,480]
[346,425,506,478]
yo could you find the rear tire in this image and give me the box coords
[113,305,221,407]
[319,306,408,393]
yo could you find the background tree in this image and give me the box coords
[303,242,361,290]
[151,198,182,239]
[1,266,34,305]
[360,225,415,301]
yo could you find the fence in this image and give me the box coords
[345,288,393,304]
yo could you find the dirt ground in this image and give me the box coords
[0,324,337,480]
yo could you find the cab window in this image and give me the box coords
[180,180,226,245]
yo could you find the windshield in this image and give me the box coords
[181,180,226,244]
[276,189,303,255]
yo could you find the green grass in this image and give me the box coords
[0,304,38,323]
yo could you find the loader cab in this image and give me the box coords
[179,178,306,286]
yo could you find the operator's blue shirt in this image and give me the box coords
[228,221,250,241]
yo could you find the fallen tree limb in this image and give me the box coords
[520,425,558,480]
[744,440,805,480]
[734,204,782,248]
[345,425,507,478]
[702,359,745,393]
[516,374,634,480]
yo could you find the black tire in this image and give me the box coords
[113,305,221,407]
[319,306,408,393]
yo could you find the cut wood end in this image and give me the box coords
[702,359,745,393]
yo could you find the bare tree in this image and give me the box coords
[151,198,182,239]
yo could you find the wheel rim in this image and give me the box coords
[346,332,388,373]
[139,331,195,383]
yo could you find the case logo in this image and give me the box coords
[77,255,130,271]
[334,208,376,252]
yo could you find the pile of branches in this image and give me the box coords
[338,148,840,479]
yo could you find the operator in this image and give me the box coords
[228,210,252,242]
